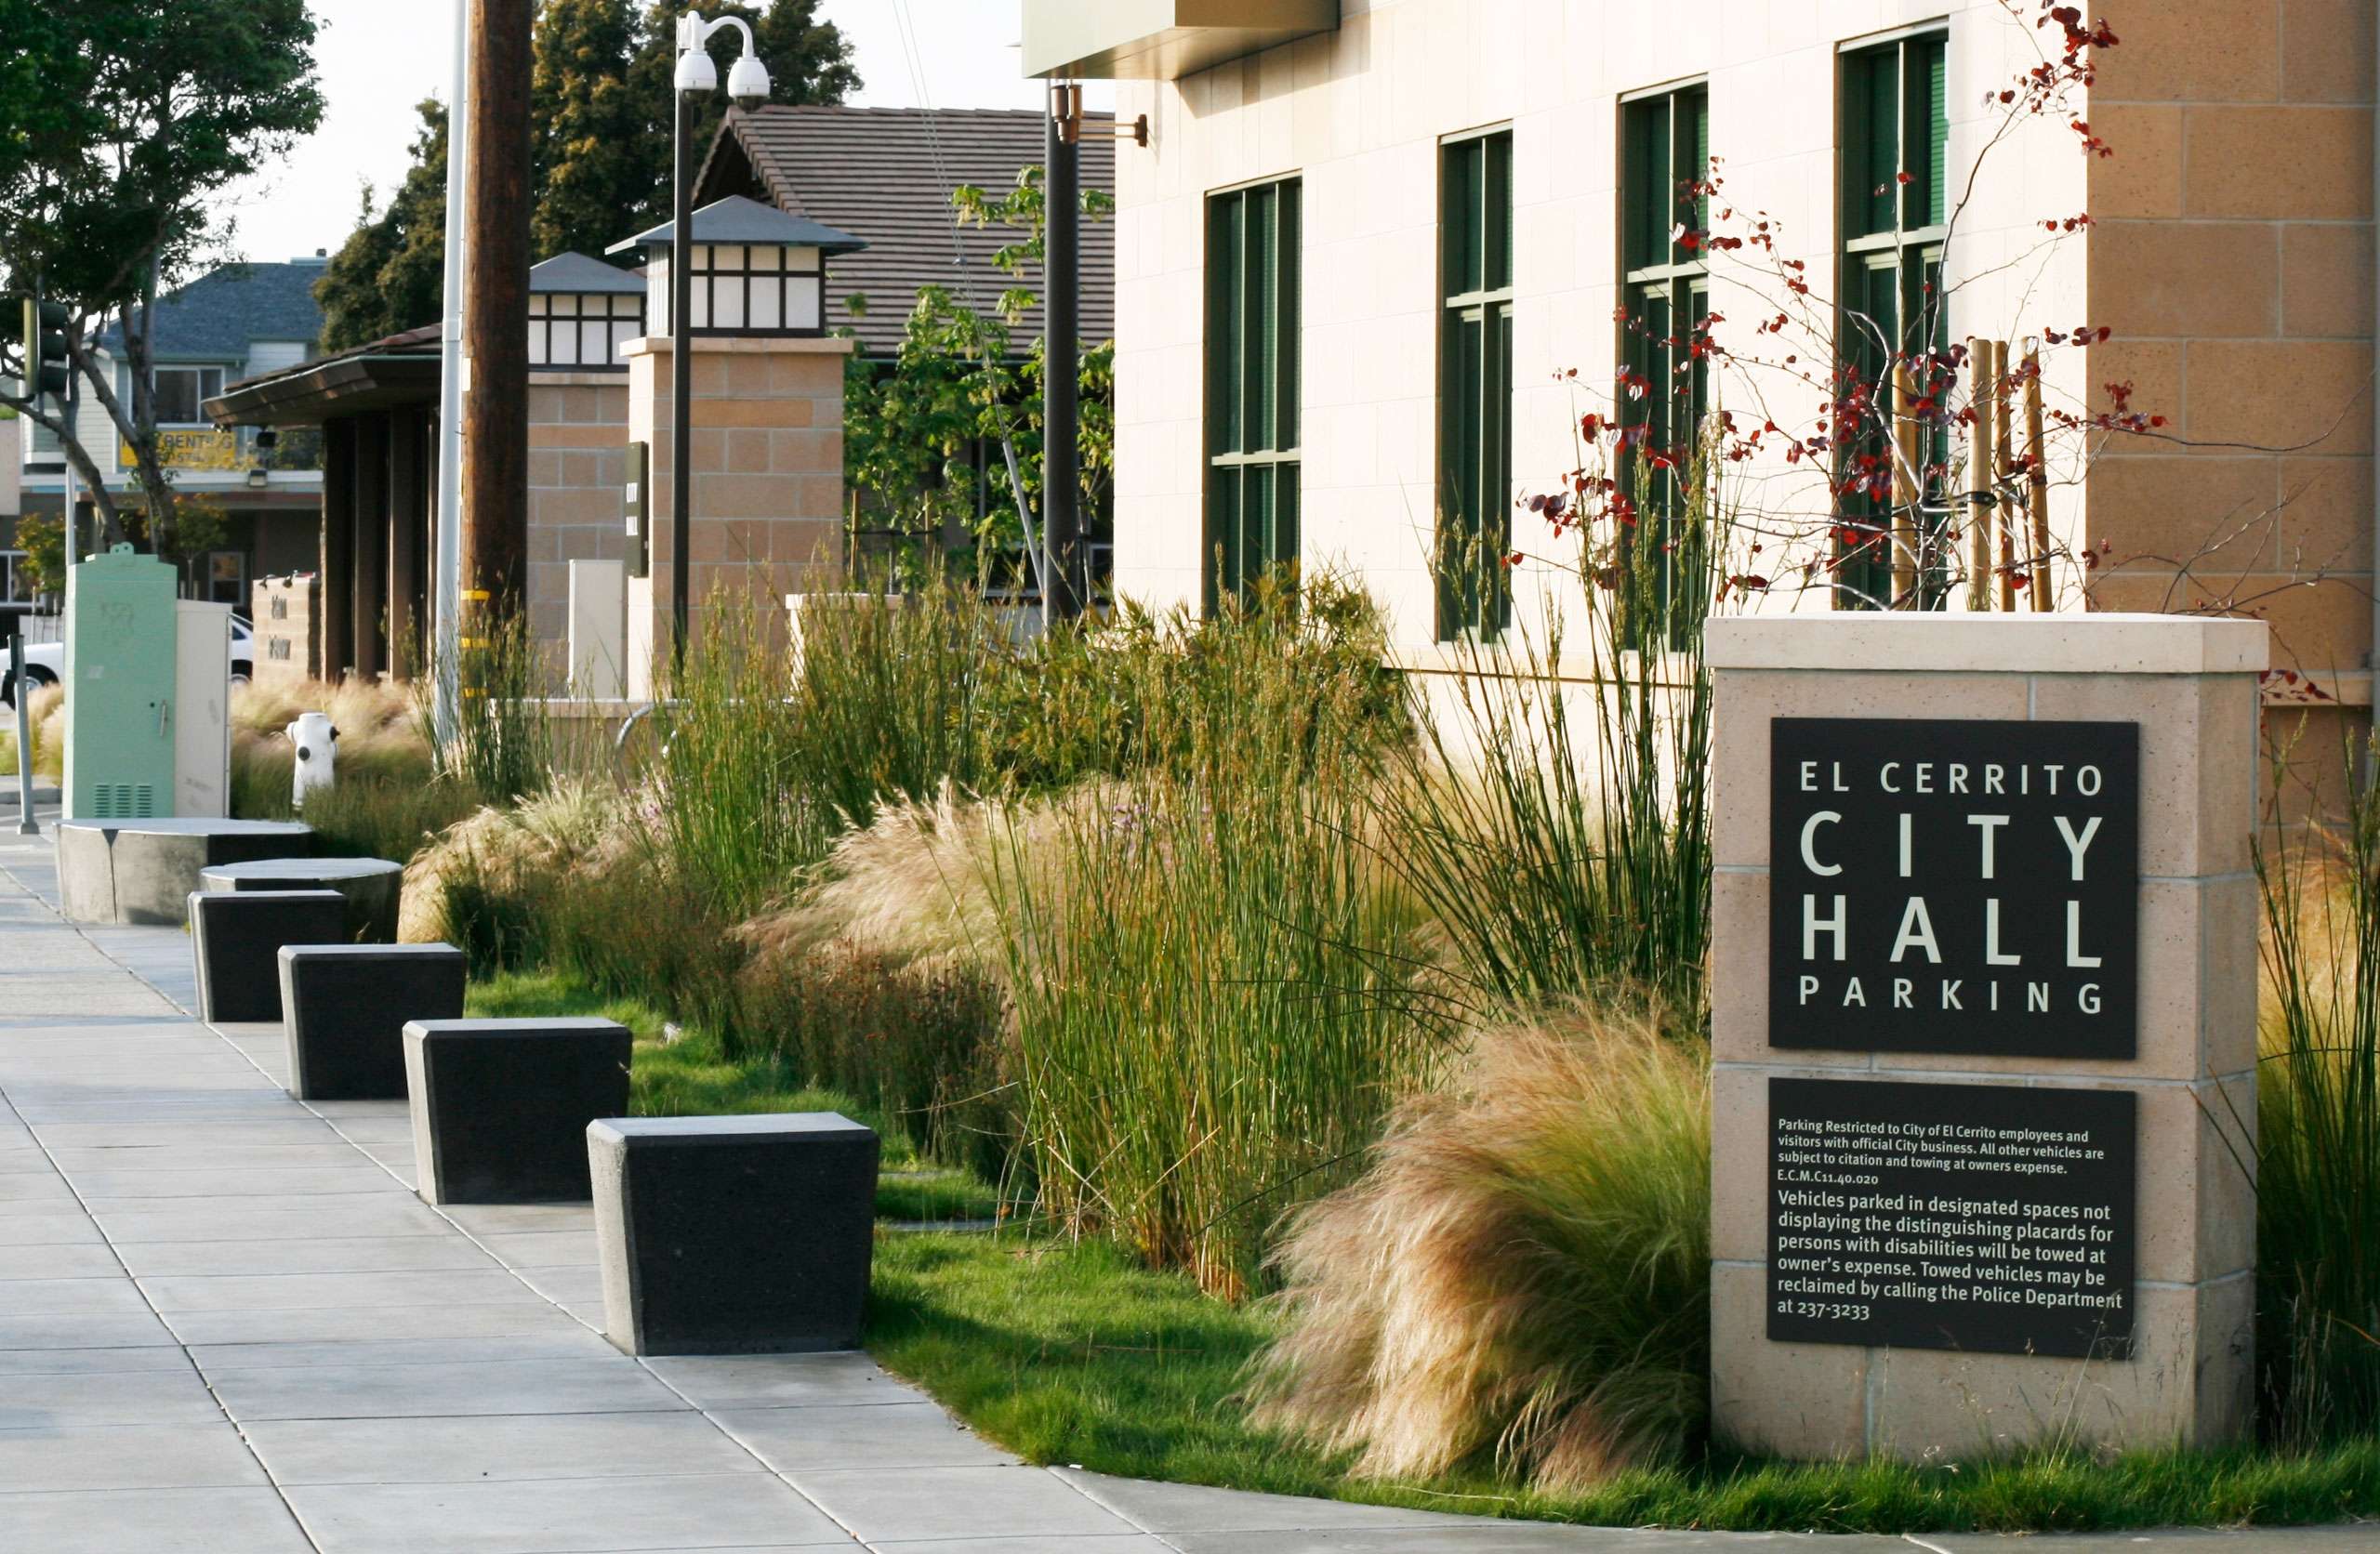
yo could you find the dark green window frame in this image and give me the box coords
[1620,83,1711,647]
[1205,177,1302,612]
[1837,31,1950,610]
[1438,127,1514,641]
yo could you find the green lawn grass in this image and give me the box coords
[469,966,2380,1534]
[466,968,1000,1218]
[866,1229,2380,1535]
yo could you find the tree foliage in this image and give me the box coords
[618,2,860,234]
[318,0,859,348]
[315,101,450,351]
[0,0,324,554]
[530,0,646,261]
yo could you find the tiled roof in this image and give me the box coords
[100,259,326,362]
[697,105,1116,358]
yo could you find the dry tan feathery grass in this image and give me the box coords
[30,682,63,779]
[1250,998,1711,1492]
[398,775,626,942]
[231,676,416,744]
[230,678,430,797]
[735,779,1106,980]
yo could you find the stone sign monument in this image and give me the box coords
[1709,614,2263,1458]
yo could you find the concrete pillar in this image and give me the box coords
[526,375,632,656]
[621,335,849,688]
[1707,612,2266,1460]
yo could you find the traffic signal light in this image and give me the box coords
[20,296,68,408]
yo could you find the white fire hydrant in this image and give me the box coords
[288,712,337,809]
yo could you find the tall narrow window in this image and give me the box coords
[1439,128,1514,640]
[1205,177,1302,611]
[1619,84,1711,646]
[1837,32,1950,609]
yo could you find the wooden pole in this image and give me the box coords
[1964,338,1994,612]
[2023,347,2052,610]
[1992,339,2017,612]
[1891,362,1920,607]
[462,0,532,613]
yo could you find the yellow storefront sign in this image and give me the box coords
[119,428,245,472]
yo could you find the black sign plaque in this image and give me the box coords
[1768,718,2139,1059]
[1767,1077,2135,1358]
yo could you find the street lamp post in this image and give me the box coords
[668,11,770,678]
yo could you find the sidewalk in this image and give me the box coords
[0,810,2363,1553]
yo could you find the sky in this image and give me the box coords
[209,0,1113,266]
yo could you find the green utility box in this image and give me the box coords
[63,544,178,821]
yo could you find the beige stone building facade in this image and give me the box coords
[1040,0,2373,745]
[527,374,634,651]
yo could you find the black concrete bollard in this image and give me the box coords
[404,1018,632,1205]
[588,1113,879,1356]
[279,943,466,1100]
[187,889,347,1023]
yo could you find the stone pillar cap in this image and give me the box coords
[1709,612,2268,677]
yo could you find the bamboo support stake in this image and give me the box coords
[1891,362,1920,607]
[1992,339,2018,612]
[1964,338,1995,611]
[2023,345,2052,610]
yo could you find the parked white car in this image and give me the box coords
[3,613,254,707]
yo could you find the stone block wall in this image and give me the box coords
[527,375,633,656]
[2084,0,2375,757]
[622,336,848,681]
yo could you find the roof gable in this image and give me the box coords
[697,105,1116,358]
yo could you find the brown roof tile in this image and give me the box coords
[698,104,1115,358]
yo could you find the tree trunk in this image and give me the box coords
[21,386,123,542]
[111,291,179,559]
[126,263,178,560]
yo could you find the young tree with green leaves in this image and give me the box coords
[0,0,324,556]
[842,168,1115,587]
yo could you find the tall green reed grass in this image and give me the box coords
[419,607,552,806]
[980,575,1438,1296]
[1384,464,1719,1015]
[2256,731,2380,1444]
[649,595,834,921]
[986,764,1451,1298]
[785,576,1004,825]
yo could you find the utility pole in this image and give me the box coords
[462,0,532,614]
[1042,82,1084,627]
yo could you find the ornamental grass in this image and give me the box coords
[1249,997,1712,1489]
[2256,730,2380,1447]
